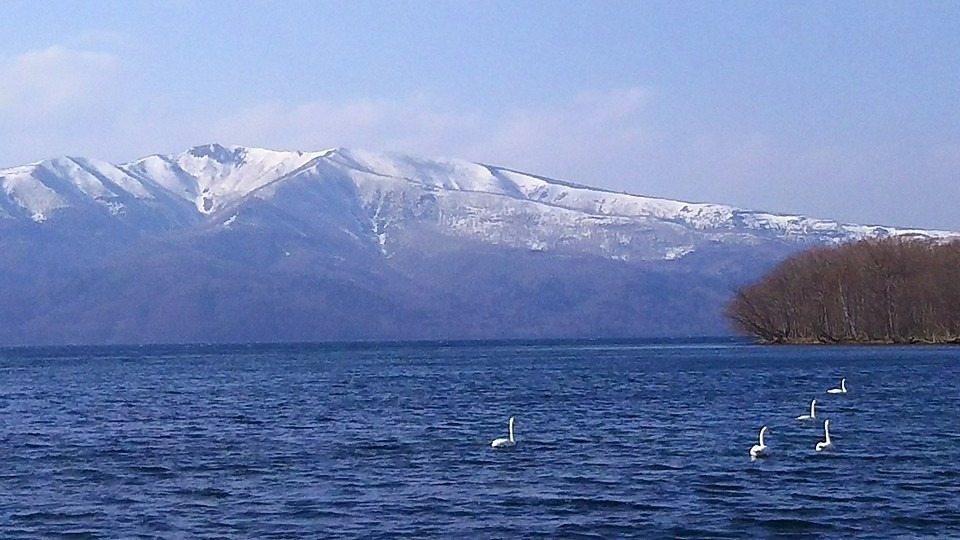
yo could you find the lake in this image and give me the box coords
[1,340,958,538]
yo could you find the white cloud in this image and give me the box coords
[204,94,481,156]
[205,87,656,184]
[0,46,122,119]
[474,87,654,178]
[0,45,142,167]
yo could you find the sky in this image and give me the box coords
[1,1,959,230]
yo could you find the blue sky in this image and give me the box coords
[1,1,959,229]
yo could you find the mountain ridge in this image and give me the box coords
[4,143,953,245]
[0,143,956,345]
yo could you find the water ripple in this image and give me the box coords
[0,342,959,538]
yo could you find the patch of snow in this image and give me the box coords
[42,157,115,199]
[168,144,328,213]
[100,200,126,216]
[0,165,69,221]
[528,240,548,252]
[123,155,197,200]
[82,158,154,199]
[664,246,694,260]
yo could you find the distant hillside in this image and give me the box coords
[1,144,956,345]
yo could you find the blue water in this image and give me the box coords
[1,340,959,539]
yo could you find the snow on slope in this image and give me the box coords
[324,148,523,196]
[122,143,329,214]
[0,156,160,221]
[315,148,956,249]
[1,144,955,261]
[0,162,68,222]
[309,149,691,259]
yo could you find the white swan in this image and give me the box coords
[491,416,516,448]
[749,426,770,458]
[827,378,848,394]
[796,399,817,421]
[815,419,834,451]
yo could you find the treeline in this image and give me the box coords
[726,238,960,343]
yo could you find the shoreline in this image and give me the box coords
[755,337,960,345]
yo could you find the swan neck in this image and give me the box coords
[824,421,831,442]
[759,427,766,446]
[508,418,515,442]
[810,400,816,416]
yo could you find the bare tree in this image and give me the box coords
[727,238,960,343]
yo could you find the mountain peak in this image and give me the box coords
[187,143,245,164]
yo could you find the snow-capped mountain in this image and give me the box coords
[1,143,952,261]
[0,143,955,346]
